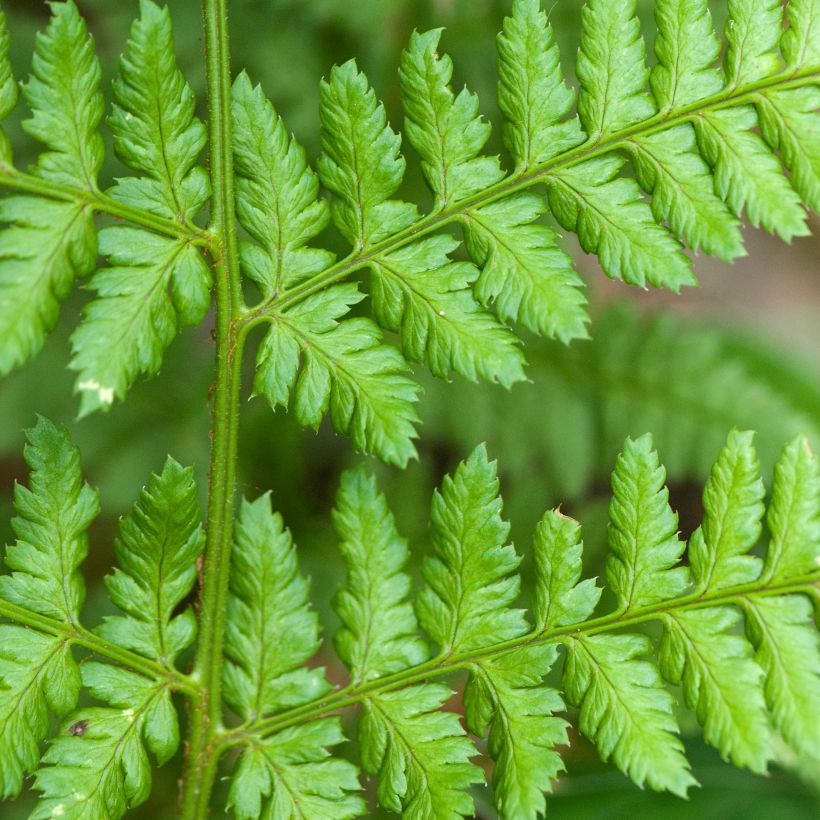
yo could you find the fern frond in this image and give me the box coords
[360,684,483,818]
[240,430,819,818]
[229,719,364,820]
[98,457,204,665]
[0,628,79,798]
[0,417,98,623]
[370,235,525,385]
[399,28,503,206]
[223,494,329,720]
[70,0,210,414]
[333,468,428,684]
[31,665,178,819]
[255,284,420,466]
[0,7,17,161]
[496,0,584,169]
[0,1,100,377]
[416,444,528,654]
[606,435,688,610]
[318,60,416,246]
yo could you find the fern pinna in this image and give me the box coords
[0,0,817,817]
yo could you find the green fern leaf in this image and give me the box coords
[563,633,695,795]
[254,284,420,466]
[462,192,589,341]
[229,719,364,820]
[651,0,722,109]
[724,0,782,86]
[370,235,526,385]
[464,645,567,819]
[0,197,96,376]
[98,458,204,665]
[70,227,210,415]
[689,430,766,591]
[606,435,688,610]
[232,71,333,294]
[764,435,820,582]
[781,0,820,68]
[627,125,744,261]
[416,444,528,654]
[756,86,820,213]
[743,595,820,760]
[318,60,415,247]
[0,629,79,798]
[0,417,98,622]
[577,0,654,138]
[694,106,809,241]
[660,607,771,771]
[23,0,104,188]
[32,664,178,820]
[223,495,329,720]
[108,0,209,222]
[360,684,482,818]
[0,7,17,160]
[532,510,601,631]
[400,28,503,206]
[547,156,695,289]
[333,469,427,685]
[70,0,210,414]
[496,0,584,169]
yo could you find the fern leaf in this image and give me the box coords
[0,417,98,623]
[400,28,503,206]
[108,0,209,222]
[332,469,427,685]
[98,458,204,665]
[606,435,688,610]
[532,510,601,631]
[756,87,820,213]
[32,664,178,820]
[651,0,722,109]
[764,435,820,582]
[23,0,103,188]
[70,0,210,413]
[229,719,364,820]
[694,106,809,241]
[0,8,17,159]
[689,430,766,591]
[563,633,695,795]
[781,0,820,69]
[659,607,771,771]
[464,645,567,819]
[576,0,654,138]
[0,629,79,798]
[70,227,210,414]
[416,444,528,654]
[232,72,333,294]
[0,197,96,376]
[743,595,820,759]
[496,0,584,169]
[462,192,589,341]
[724,0,782,87]
[547,156,695,289]
[223,495,329,720]
[370,235,526,385]
[254,284,420,466]
[318,60,415,247]
[627,125,744,261]
[360,684,482,818]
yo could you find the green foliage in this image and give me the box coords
[0,0,818,817]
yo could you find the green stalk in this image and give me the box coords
[180,0,244,815]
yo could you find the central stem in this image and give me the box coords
[181,0,244,816]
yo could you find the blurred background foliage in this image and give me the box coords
[0,0,818,817]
